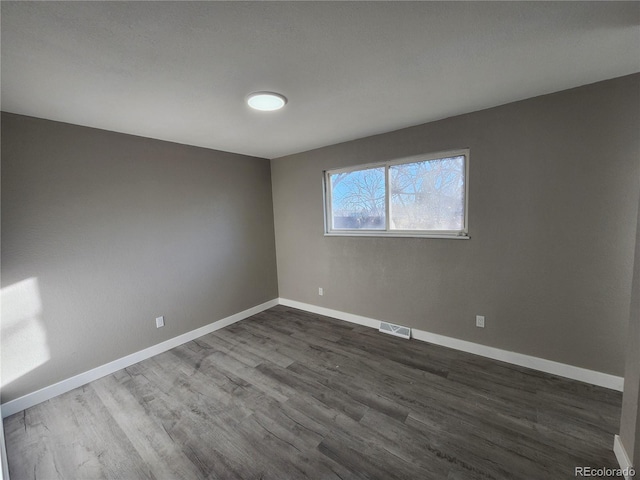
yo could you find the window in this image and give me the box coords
[324,149,469,238]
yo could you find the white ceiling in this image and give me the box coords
[2,2,639,159]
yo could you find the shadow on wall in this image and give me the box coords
[1,277,50,396]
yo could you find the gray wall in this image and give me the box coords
[620,189,640,466]
[1,113,279,403]
[271,74,640,376]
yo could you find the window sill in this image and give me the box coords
[324,232,470,239]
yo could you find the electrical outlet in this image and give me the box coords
[319,287,324,296]
[476,315,485,328]
[156,316,165,328]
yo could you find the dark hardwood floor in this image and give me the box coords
[4,305,622,479]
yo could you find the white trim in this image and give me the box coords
[409,328,623,391]
[1,299,279,418]
[0,404,9,480]
[278,298,624,392]
[2,296,624,420]
[324,233,470,239]
[280,298,381,329]
[614,435,635,480]
[385,164,390,232]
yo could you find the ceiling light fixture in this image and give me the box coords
[247,92,287,111]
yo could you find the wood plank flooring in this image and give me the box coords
[4,305,622,479]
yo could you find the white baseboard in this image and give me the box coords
[279,298,381,329]
[278,298,624,392]
[614,435,635,480]
[2,296,624,419]
[1,299,279,418]
[0,404,9,480]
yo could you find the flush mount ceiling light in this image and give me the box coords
[247,92,287,111]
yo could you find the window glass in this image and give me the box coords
[389,156,465,231]
[330,167,385,230]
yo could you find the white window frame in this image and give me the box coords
[323,149,470,239]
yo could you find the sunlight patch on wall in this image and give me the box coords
[1,277,50,387]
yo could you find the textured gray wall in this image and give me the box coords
[620,190,640,465]
[271,74,640,376]
[1,113,279,403]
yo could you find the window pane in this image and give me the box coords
[330,167,385,230]
[390,155,465,231]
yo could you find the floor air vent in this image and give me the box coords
[379,321,411,339]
